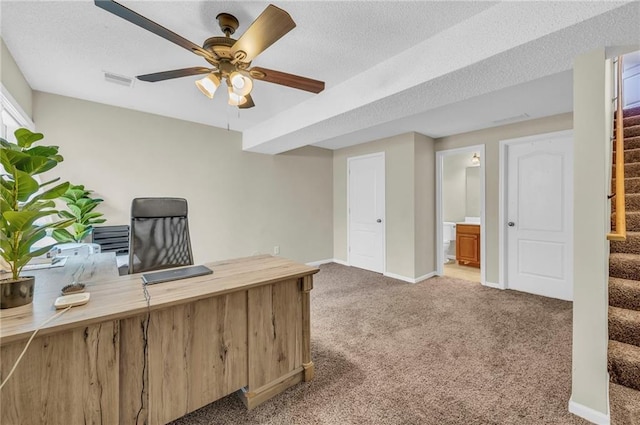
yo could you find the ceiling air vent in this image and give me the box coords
[104,71,134,87]
[492,113,530,125]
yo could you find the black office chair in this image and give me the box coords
[128,197,194,274]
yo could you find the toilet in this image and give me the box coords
[443,222,456,261]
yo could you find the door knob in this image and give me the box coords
[376,219,382,223]
[507,222,515,227]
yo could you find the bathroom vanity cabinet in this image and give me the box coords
[456,224,480,268]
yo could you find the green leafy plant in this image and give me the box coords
[0,128,74,281]
[52,184,106,243]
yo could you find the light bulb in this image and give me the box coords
[195,73,220,99]
[471,153,480,166]
[227,87,247,106]
[229,71,253,96]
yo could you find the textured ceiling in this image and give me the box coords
[0,1,494,130]
[1,1,639,154]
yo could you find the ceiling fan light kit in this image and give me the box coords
[227,87,248,106]
[230,71,253,97]
[94,0,326,110]
[195,73,221,99]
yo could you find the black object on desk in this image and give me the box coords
[142,265,213,285]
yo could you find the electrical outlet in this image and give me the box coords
[273,246,280,255]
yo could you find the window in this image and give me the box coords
[1,85,57,248]
[0,85,34,138]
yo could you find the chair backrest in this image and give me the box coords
[128,197,194,274]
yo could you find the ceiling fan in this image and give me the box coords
[94,0,325,109]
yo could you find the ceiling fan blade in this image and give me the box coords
[137,67,212,82]
[239,94,255,109]
[249,67,325,94]
[94,0,213,60]
[230,4,296,63]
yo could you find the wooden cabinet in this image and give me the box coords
[456,223,480,268]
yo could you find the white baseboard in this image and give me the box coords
[483,281,504,290]
[415,272,437,283]
[332,258,349,266]
[383,271,436,284]
[568,398,610,425]
[306,259,335,267]
[306,259,350,267]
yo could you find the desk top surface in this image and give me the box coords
[0,254,317,344]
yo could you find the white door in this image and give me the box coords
[506,132,573,300]
[348,153,385,273]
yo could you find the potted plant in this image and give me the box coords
[0,128,74,309]
[52,184,106,244]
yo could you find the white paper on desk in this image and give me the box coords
[21,256,68,271]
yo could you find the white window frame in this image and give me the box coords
[1,83,34,138]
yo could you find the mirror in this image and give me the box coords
[465,167,480,217]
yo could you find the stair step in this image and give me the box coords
[610,306,640,347]
[608,340,640,391]
[619,148,640,164]
[611,211,640,232]
[623,194,640,212]
[609,253,640,280]
[610,277,640,311]
[612,177,640,194]
[610,382,640,425]
[614,162,640,178]
[613,135,640,152]
[616,113,640,127]
[611,232,640,254]
[624,106,640,118]
[626,125,640,139]
[624,114,640,127]
[613,162,640,179]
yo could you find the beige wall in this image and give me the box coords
[1,38,32,119]
[435,113,573,284]
[33,91,333,265]
[415,133,436,278]
[333,133,415,277]
[333,132,435,279]
[570,49,610,416]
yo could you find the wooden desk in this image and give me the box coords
[0,255,317,424]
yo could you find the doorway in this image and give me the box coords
[435,145,486,284]
[347,152,385,273]
[499,130,574,301]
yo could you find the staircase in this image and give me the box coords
[609,104,640,424]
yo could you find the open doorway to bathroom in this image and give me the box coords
[435,145,486,284]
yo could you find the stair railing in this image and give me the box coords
[608,56,626,241]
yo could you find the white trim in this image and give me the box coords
[568,398,610,425]
[415,272,436,283]
[1,83,34,130]
[498,129,574,293]
[483,281,504,290]
[306,259,335,267]
[435,152,443,276]
[383,271,436,284]
[499,139,506,289]
[347,151,386,274]
[435,144,486,285]
[332,258,350,266]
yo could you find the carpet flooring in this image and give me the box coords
[170,263,592,425]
